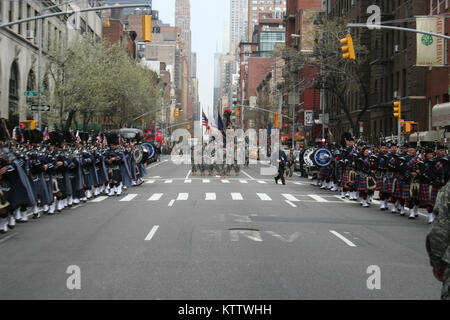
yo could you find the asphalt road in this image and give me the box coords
[0,157,441,299]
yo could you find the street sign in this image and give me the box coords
[31,105,51,112]
[24,91,38,97]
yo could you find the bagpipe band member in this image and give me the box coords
[105,134,123,196]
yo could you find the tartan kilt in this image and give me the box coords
[337,168,344,186]
[343,170,350,184]
[401,182,411,200]
[393,180,402,198]
[357,176,367,192]
[383,177,393,193]
[430,187,440,207]
[376,176,383,191]
[419,184,430,202]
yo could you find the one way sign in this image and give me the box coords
[31,105,51,112]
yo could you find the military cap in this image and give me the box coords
[425,147,434,154]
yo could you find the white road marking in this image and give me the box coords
[308,194,329,202]
[330,230,357,247]
[164,180,173,184]
[91,196,108,202]
[177,193,189,201]
[282,194,300,202]
[184,179,192,183]
[292,182,303,185]
[151,176,161,179]
[257,193,272,201]
[205,193,216,200]
[148,193,163,201]
[120,194,137,202]
[230,230,263,242]
[203,179,210,183]
[221,179,230,183]
[334,195,353,203]
[145,180,155,184]
[185,170,191,180]
[145,225,160,241]
[168,200,175,207]
[257,180,267,184]
[285,200,297,208]
[147,160,168,169]
[241,170,255,180]
[239,179,249,184]
[231,193,243,200]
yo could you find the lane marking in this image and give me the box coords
[203,179,210,183]
[145,225,160,241]
[239,179,249,184]
[221,179,230,184]
[91,196,108,202]
[146,180,156,184]
[334,195,353,203]
[205,193,216,200]
[184,179,192,183]
[257,193,272,201]
[292,182,303,185]
[231,193,243,200]
[285,200,297,208]
[185,170,191,180]
[330,230,357,247]
[177,193,189,201]
[282,194,300,202]
[120,194,137,202]
[148,193,163,201]
[308,194,329,202]
[257,180,267,184]
[164,180,173,184]
[168,200,175,207]
[241,170,255,180]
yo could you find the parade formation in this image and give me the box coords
[0,122,150,234]
[304,133,449,224]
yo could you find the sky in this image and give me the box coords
[149,0,230,117]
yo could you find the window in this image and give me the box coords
[0,0,3,23]
[18,0,23,35]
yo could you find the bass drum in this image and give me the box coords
[142,142,156,163]
[313,148,332,167]
[303,148,316,167]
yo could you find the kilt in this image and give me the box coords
[376,176,383,191]
[419,184,430,202]
[337,167,344,186]
[357,176,367,192]
[343,170,350,184]
[430,187,440,207]
[401,182,411,200]
[383,177,393,193]
[393,180,402,198]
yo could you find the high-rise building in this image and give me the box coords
[248,0,286,40]
[230,0,249,52]
[191,52,197,79]
[175,0,191,66]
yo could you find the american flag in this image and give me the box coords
[202,111,209,127]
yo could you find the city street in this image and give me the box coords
[0,158,441,300]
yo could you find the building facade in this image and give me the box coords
[248,0,286,41]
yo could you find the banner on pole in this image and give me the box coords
[416,16,445,67]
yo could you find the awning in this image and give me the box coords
[409,131,440,142]
[432,102,450,127]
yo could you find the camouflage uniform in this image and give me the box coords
[426,180,450,300]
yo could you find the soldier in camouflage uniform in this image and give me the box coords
[426,179,450,300]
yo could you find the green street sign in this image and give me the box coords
[24,91,38,97]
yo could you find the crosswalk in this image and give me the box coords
[89,192,358,205]
[143,178,303,185]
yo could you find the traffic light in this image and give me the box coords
[273,112,279,128]
[393,101,402,120]
[405,121,418,134]
[340,34,356,60]
[235,108,239,116]
[174,108,179,117]
[186,124,191,130]
[143,15,152,42]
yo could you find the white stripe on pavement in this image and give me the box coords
[164,180,173,184]
[330,230,357,247]
[185,170,191,180]
[257,193,272,201]
[168,200,175,207]
[334,195,353,203]
[231,193,243,200]
[203,179,210,183]
[120,194,137,202]
[146,180,155,184]
[145,225,160,241]
[292,182,303,185]
[308,194,329,202]
[257,180,267,184]
[205,193,216,200]
[282,194,300,202]
[221,179,230,183]
[241,170,255,180]
[184,179,192,183]
[239,180,248,184]
[177,193,189,201]
[148,193,163,201]
[285,200,297,208]
[91,196,108,202]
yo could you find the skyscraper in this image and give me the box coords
[230,0,248,52]
[175,0,191,67]
[248,0,286,40]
